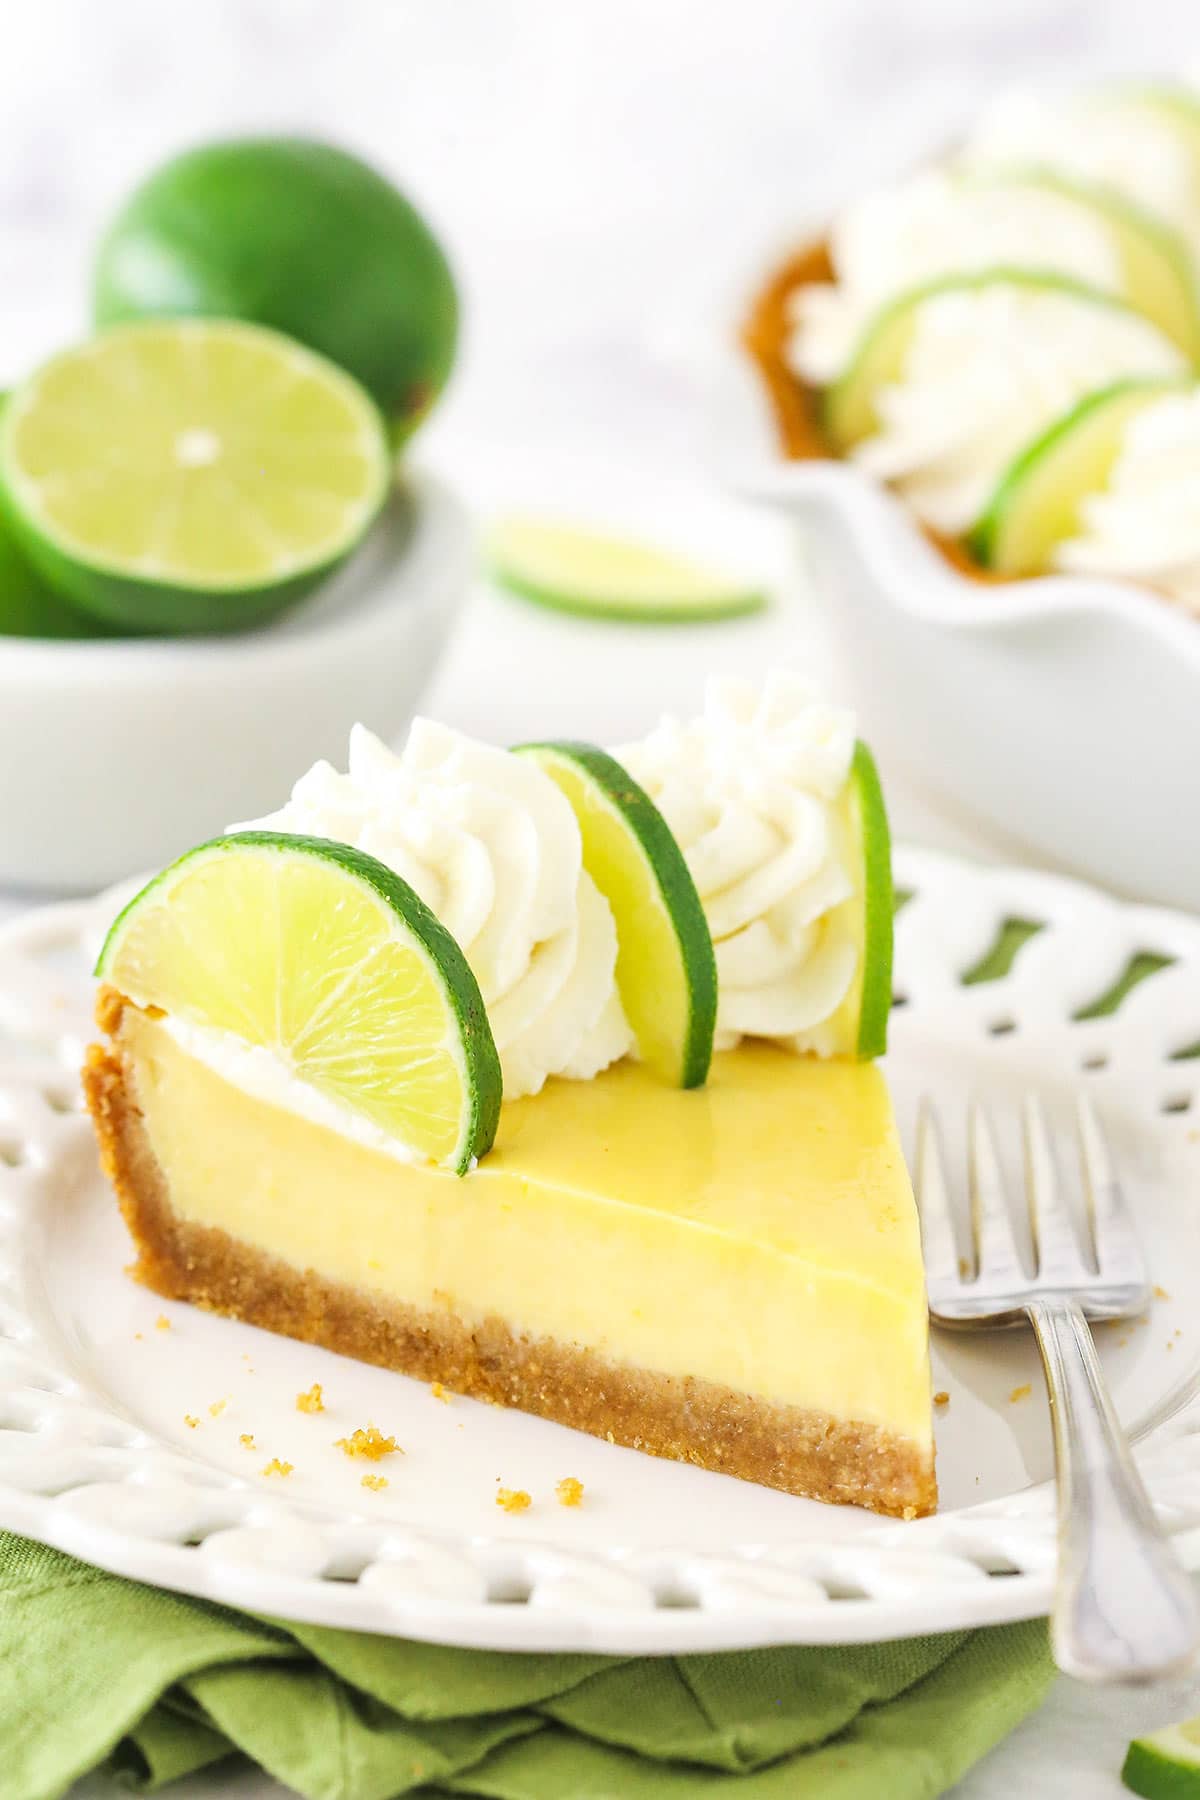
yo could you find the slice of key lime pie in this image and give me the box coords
[85,675,936,1518]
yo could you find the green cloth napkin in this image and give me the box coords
[1,1532,1054,1800]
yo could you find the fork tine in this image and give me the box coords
[968,1100,1025,1283]
[915,1100,960,1284]
[1023,1096,1089,1285]
[1076,1096,1145,1283]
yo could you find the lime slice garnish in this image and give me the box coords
[514,741,717,1087]
[824,269,1179,453]
[969,376,1189,576]
[96,832,502,1174]
[823,740,894,1061]
[488,518,766,624]
[0,320,391,634]
[964,170,1200,357]
[1123,1719,1200,1797]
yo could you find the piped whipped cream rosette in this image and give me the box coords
[617,674,868,1056]
[244,721,634,1099]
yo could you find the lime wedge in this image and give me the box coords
[96,832,502,1174]
[488,518,766,624]
[825,740,894,1060]
[514,741,717,1087]
[1123,1719,1200,1797]
[0,321,391,634]
[965,170,1200,356]
[970,377,1187,576]
[824,269,1174,453]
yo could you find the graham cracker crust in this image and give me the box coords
[84,996,937,1521]
[740,241,998,584]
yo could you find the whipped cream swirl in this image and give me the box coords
[791,168,1124,386]
[1056,387,1200,611]
[243,721,633,1099]
[965,87,1200,252]
[843,284,1184,535]
[618,674,859,1056]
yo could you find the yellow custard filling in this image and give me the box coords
[121,1008,932,1447]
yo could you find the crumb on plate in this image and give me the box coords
[430,1382,449,1403]
[933,1391,950,1408]
[1155,1285,1171,1301]
[555,1476,584,1507]
[155,1315,171,1331]
[239,1434,255,1449]
[208,1398,228,1419]
[1008,1384,1032,1404]
[261,1458,293,1478]
[361,1474,389,1492]
[183,1414,199,1429]
[335,1424,399,1461]
[496,1487,532,1514]
[296,1383,325,1415]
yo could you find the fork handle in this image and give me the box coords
[1027,1299,1199,1683]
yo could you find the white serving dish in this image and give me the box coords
[708,322,1200,914]
[0,849,1198,1651]
[0,471,472,893]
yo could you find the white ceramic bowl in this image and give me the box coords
[0,471,472,892]
[707,330,1200,914]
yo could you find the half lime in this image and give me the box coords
[0,321,391,634]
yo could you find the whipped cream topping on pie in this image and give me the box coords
[791,168,1124,386]
[243,721,633,1099]
[1056,387,1200,609]
[847,285,1183,534]
[965,87,1200,251]
[617,673,860,1053]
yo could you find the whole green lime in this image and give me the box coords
[92,137,458,443]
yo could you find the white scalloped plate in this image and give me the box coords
[1,848,1199,1652]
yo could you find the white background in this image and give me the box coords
[3,1,1200,1792]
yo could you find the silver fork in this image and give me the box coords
[917,1093,1199,1683]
